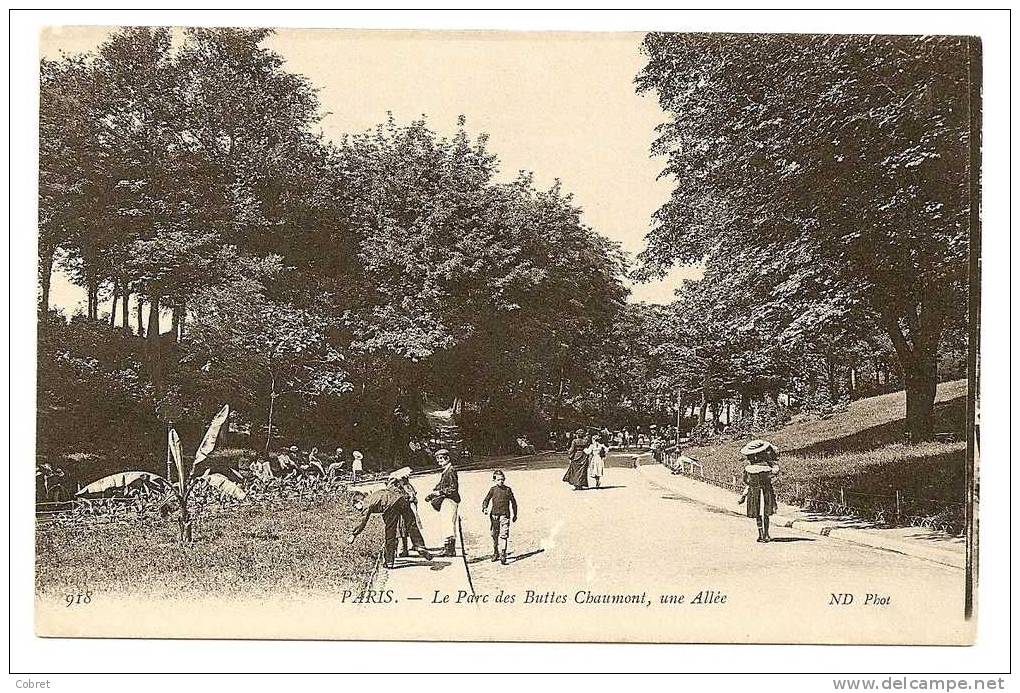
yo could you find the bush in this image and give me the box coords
[37,314,161,469]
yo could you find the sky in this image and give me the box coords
[41,26,703,313]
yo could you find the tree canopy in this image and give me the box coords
[634,32,975,439]
[38,27,630,465]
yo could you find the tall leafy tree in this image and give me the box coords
[182,252,351,452]
[636,33,975,439]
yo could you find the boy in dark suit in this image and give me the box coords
[481,469,518,565]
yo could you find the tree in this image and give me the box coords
[571,302,674,427]
[39,27,332,412]
[37,312,159,465]
[39,32,633,463]
[39,54,96,315]
[322,117,627,455]
[635,33,975,439]
[182,253,351,452]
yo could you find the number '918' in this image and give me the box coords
[65,592,91,607]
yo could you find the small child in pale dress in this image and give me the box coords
[585,435,609,488]
[351,450,364,482]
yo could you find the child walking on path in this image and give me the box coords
[586,434,609,488]
[737,439,780,543]
[481,470,518,565]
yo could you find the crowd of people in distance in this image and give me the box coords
[250,444,366,484]
[547,424,680,455]
[557,425,781,544]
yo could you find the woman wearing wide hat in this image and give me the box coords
[737,439,779,542]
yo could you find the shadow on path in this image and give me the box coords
[507,548,545,564]
[389,558,455,571]
[766,537,815,543]
[466,548,546,565]
[661,493,699,504]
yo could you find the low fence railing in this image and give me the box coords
[661,450,965,535]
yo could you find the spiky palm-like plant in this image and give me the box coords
[77,405,245,542]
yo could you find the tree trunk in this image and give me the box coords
[121,283,130,329]
[903,358,938,442]
[825,355,840,405]
[147,290,161,342]
[699,369,710,424]
[170,298,187,341]
[551,367,566,430]
[137,297,145,337]
[146,290,164,396]
[109,280,119,326]
[86,275,99,320]
[171,302,181,342]
[39,243,54,315]
[883,306,943,442]
[740,390,751,418]
[265,378,277,453]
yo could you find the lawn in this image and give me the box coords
[671,380,969,531]
[35,492,383,601]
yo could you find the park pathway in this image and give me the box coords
[367,451,971,643]
[423,401,469,459]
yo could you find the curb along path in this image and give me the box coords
[634,458,965,570]
[366,472,475,602]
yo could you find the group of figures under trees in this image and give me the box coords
[38,29,972,487]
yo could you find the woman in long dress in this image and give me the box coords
[737,439,780,542]
[586,434,608,489]
[562,429,590,490]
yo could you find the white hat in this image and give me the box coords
[388,467,412,481]
[740,439,773,456]
[352,450,363,459]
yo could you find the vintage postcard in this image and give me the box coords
[35,26,979,644]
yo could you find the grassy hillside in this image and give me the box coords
[675,380,969,532]
[770,379,966,454]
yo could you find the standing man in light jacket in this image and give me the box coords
[425,448,460,557]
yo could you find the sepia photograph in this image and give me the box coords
[30,21,982,648]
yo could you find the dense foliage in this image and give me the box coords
[39,29,974,489]
[633,33,975,439]
[38,28,628,470]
